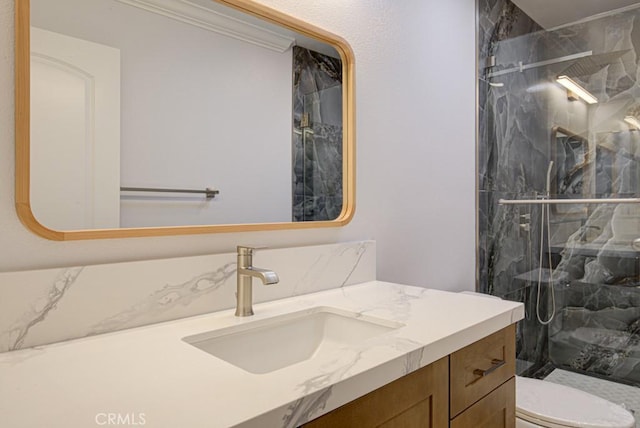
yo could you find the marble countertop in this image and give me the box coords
[0,281,524,428]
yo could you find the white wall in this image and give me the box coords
[0,0,476,292]
[32,0,293,227]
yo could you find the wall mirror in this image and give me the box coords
[15,0,354,240]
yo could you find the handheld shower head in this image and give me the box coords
[546,161,554,195]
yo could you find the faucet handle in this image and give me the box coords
[237,245,269,255]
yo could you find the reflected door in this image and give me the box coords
[30,27,121,230]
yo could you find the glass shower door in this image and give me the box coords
[478,0,640,384]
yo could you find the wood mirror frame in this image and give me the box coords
[15,0,355,240]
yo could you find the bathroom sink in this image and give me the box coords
[182,306,403,374]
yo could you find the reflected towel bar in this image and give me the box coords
[120,187,220,199]
[499,198,640,205]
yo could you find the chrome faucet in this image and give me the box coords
[235,246,279,317]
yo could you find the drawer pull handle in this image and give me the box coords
[473,359,506,378]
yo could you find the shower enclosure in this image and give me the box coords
[478,1,640,384]
[292,47,343,222]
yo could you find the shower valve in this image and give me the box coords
[519,212,531,236]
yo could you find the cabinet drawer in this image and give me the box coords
[450,377,515,428]
[450,324,515,418]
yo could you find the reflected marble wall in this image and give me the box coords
[292,47,343,221]
[0,241,376,353]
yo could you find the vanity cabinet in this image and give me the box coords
[301,324,515,428]
[302,356,449,428]
[450,324,516,427]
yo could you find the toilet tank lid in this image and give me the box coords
[516,376,635,428]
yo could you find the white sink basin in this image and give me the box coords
[183,306,403,374]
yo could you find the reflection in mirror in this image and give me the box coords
[548,126,640,246]
[292,47,343,222]
[595,138,617,198]
[596,130,640,199]
[550,126,589,217]
[16,0,354,239]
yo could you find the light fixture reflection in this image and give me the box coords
[556,75,598,104]
[624,115,640,129]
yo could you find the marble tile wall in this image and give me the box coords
[292,46,343,222]
[478,0,547,371]
[0,241,376,353]
[479,0,640,383]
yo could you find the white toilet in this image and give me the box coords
[516,376,636,428]
[458,292,636,428]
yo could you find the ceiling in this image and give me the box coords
[511,0,640,29]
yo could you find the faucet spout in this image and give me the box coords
[237,267,279,285]
[235,246,279,317]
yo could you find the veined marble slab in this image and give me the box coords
[0,241,375,353]
[0,281,524,428]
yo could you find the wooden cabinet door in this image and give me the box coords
[450,377,515,428]
[301,357,449,428]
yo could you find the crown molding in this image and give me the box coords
[115,0,294,52]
